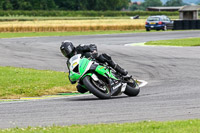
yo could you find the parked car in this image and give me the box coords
[145,15,173,31]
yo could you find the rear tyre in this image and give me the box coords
[124,79,140,97]
[83,76,111,99]
[163,25,167,31]
[146,28,150,31]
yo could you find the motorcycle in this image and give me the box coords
[67,54,140,99]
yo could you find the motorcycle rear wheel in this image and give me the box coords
[124,80,140,96]
[83,76,111,99]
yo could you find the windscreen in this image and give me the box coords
[147,17,160,21]
[69,54,80,66]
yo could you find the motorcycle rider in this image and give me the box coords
[60,40,128,93]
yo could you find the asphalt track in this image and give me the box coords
[0,30,200,128]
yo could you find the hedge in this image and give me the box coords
[0,10,179,17]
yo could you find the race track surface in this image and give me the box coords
[0,30,200,128]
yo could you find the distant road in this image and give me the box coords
[0,30,200,128]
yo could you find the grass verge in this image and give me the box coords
[0,16,144,21]
[0,16,180,22]
[145,37,200,47]
[0,30,146,38]
[0,119,200,133]
[0,66,76,99]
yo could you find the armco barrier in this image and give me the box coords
[173,20,200,30]
[197,21,200,29]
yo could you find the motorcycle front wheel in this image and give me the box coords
[82,76,111,99]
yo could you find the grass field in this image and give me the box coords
[0,66,76,99]
[0,19,146,26]
[145,37,200,47]
[0,19,145,32]
[0,119,200,133]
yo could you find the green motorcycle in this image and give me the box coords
[67,54,140,99]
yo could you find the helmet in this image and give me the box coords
[60,41,75,58]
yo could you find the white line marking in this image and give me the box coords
[137,80,148,88]
[124,42,185,47]
[0,94,92,104]
[124,42,146,46]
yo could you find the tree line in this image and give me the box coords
[0,0,198,11]
[131,0,187,11]
[0,0,129,11]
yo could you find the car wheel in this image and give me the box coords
[146,28,150,31]
[163,25,167,31]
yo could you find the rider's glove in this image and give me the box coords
[89,44,97,52]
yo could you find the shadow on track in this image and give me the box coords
[65,95,130,102]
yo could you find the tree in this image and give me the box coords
[9,0,32,10]
[116,0,130,10]
[165,0,184,6]
[86,0,96,10]
[0,1,3,10]
[130,4,145,11]
[2,0,13,10]
[46,0,57,10]
[95,0,129,11]
[54,0,77,10]
[0,0,130,11]
[78,0,88,10]
[142,0,163,9]
[28,0,56,10]
[95,0,108,10]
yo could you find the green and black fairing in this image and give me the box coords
[81,64,123,96]
[67,54,124,96]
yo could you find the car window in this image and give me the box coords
[166,18,170,21]
[147,17,160,21]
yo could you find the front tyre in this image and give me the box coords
[82,76,111,99]
[124,80,140,97]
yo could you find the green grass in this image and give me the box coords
[0,66,75,99]
[0,16,137,21]
[0,119,200,133]
[0,30,146,39]
[0,16,180,21]
[145,37,200,47]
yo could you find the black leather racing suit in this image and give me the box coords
[75,44,127,75]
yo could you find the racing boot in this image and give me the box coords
[114,64,128,76]
[98,53,128,76]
